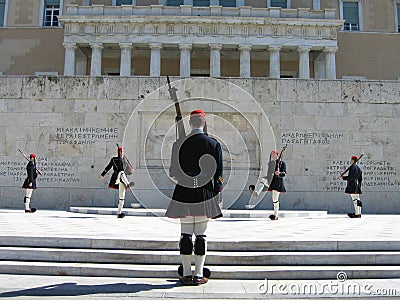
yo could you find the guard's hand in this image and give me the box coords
[339,175,343,179]
[28,182,32,187]
[275,171,280,176]
[99,175,104,180]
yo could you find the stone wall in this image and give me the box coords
[0,76,399,213]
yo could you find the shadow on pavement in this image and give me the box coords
[0,281,179,297]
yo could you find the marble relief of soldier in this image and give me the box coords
[166,109,223,286]
[340,155,363,218]
[246,150,277,210]
[99,146,135,218]
[22,153,39,213]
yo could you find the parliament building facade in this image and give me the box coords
[0,0,399,80]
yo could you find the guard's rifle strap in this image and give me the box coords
[116,143,134,174]
[167,76,186,140]
[18,149,43,176]
[275,144,288,173]
[340,153,364,177]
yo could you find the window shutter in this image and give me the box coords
[0,0,5,26]
[116,0,132,5]
[166,0,184,6]
[193,0,210,6]
[343,2,359,25]
[270,0,287,8]
[45,0,60,6]
[220,0,236,7]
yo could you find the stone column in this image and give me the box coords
[324,47,338,80]
[63,42,77,76]
[209,43,222,77]
[298,46,311,79]
[90,43,103,77]
[149,42,162,76]
[239,45,252,78]
[268,45,281,79]
[119,43,133,77]
[179,43,192,78]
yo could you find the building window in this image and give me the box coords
[397,4,400,33]
[220,0,236,7]
[0,0,5,26]
[116,0,133,5]
[193,0,210,7]
[343,2,359,31]
[270,0,287,8]
[43,0,60,26]
[166,0,184,6]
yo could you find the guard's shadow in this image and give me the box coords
[0,280,179,297]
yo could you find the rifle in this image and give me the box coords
[116,143,134,174]
[167,76,186,140]
[340,153,364,177]
[18,149,43,176]
[275,144,288,173]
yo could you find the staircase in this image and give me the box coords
[1,236,400,280]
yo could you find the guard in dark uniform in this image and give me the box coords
[166,109,223,286]
[99,146,134,218]
[340,155,363,218]
[22,153,38,213]
[267,150,286,220]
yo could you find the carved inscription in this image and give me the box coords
[55,127,119,145]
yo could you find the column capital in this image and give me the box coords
[149,42,163,50]
[238,44,252,51]
[268,45,282,52]
[209,43,222,50]
[323,46,338,53]
[297,46,312,53]
[89,42,103,50]
[179,43,192,51]
[63,42,77,49]
[119,42,133,49]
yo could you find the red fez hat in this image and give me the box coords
[271,150,279,155]
[118,147,123,151]
[30,153,36,158]
[351,155,358,160]
[190,109,206,119]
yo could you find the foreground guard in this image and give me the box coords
[21,153,40,213]
[340,155,363,218]
[99,146,134,218]
[166,109,223,286]
[267,146,287,220]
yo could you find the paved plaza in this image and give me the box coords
[0,209,399,299]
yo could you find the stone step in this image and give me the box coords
[1,261,400,280]
[1,246,399,266]
[2,236,400,252]
[69,207,327,219]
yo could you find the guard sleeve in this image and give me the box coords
[27,161,34,182]
[101,159,113,177]
[279,161,286,178]
[213,142,223,193]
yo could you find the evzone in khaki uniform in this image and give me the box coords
[246,150,277,210]
[267,150,287,221]
[166,109,223,286]
[22,154,39,213]
[99,146,134,218]
[340,155,363,218]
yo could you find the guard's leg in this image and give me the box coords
[24,189,35,213]
[269,190,279,220]
[246,181,266,209]
[348,194,361,218]
[117,182,126,218]
[119,171,131,189]
[356,198,362,215]
[193,217,209,280]
[180,216,195,278]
